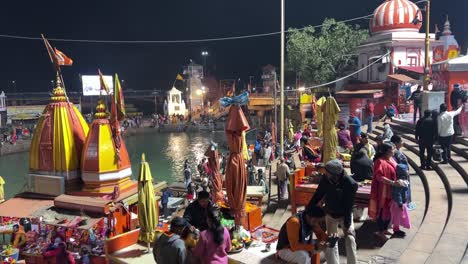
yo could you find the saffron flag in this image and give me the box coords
[41,35,59,71]
[176,74,184,80]
[98,69,110,95]
[54,48,73,66]
[114,74,126,121]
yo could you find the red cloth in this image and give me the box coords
[369,158,397,221]
[225,106,250,225]
[205,146,224,203]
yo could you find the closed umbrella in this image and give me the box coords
[205,142,224,203]
[221,92,250,226]
[288,120,294,143]
[0,176,4,202]
[322,97,340,163]
[137,153,158,252]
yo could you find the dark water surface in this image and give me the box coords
[0,131,228,199]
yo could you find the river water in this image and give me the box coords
[0,131,229,200]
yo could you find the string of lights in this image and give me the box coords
[0,0,426,44]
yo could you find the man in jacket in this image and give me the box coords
[277,158,292,200]
[183,191,212,231]
[308,159,358,264]
[153,217,188,264]
[276,206,328,264]
[408,85,423,123]
[416,110,437,169]
[438,103,463,164]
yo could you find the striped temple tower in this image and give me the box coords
[29,79,89,196]
[80,99,134,195]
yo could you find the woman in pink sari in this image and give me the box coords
[459,99,468,137]
[368,143,404,243]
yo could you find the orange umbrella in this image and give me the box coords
[225,105,250,226]
[205,143,224,203]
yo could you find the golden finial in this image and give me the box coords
[141,153,146,162]
[50,75,67,102]
[94,99,108,119]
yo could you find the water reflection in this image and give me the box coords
[0,132,228,199]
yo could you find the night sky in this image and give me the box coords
[0,0,466,93]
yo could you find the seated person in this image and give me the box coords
[350,148,373,182]
[10,224,27,248]
[183,191,212,231]
[276,206,329,264]
[353,132,375,160]
[153,217,188,264]
[300,137,320,162]
[337,123,353,150]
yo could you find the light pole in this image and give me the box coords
[197,86,206,114]
[423,0,431,91]
[201,51,209,78]
[280,0,285,157]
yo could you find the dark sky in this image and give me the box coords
[0,0,466,93]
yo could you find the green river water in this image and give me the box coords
[0,131,229,199]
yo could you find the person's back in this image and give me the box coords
[154,232,187,264]
[418,116,436,142]
[277,162,290,181]
[193,227,230,264]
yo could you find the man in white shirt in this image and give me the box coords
[437,103,463,164]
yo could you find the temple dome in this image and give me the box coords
[80,99,133,194]
[370,0,422,34]
[29,81,89,180]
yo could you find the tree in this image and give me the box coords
[287,18,369,86]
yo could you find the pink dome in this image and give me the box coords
[370,0,422,34]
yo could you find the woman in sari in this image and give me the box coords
[369,143,404,243]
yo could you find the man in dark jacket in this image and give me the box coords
[416,110,437,170]
[408,85,423,123]
[307,159,358,264]
[153,217,187,264]
[183,191,212,231]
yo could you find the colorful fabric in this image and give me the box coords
[138,154,158,243]
[390,201,411,229]
[192,227,231,264]
[369,158,397,221]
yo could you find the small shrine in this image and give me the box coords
[29,79,89,196]
[167,87,187,116]
[81,99,135,195]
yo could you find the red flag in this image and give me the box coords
[54,48,73,66]
[42,34,59,71]
[98,69,110,95]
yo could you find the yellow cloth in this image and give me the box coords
[300,93,313,104]
[322,97,340,163]
[0,176,4,201]
[315,97,327,138]
[288,121,294,143]
[242,131,250,160]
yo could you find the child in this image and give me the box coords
[391,164,411,238]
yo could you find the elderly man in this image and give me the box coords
[308,159,358,264]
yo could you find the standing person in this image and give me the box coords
[390,164,411,238]
[276,206,329,264]
[365,100,375,133]
[153,217,188,264]
[247,161,257,185]
[277,158,292,201]
[460,97,468,137]
[390,135,415,210]
[192,207,231,264]
[408,85,423,123]
[369,143,403,243]
[257,170,269,195]
[307,159,358,264]
[161,188,172,218]
[264,143,273,168]
[373,135,384,159]
[348,115,362,146]
[415,110,437,170]
[438,103,463,164]
[184,164,192,188]
[183,191,212,231]
[450,84,464,135]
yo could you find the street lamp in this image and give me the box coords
[201,51,209,77]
